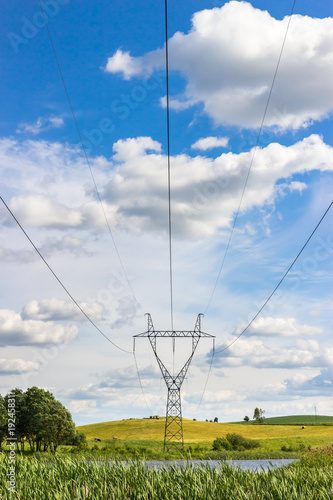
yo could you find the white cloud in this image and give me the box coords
[250,368,333,400]
[104,49,146,80]
[0,309,77,346]
[243,316,323,337]
[16,116,64,135]
[106,2,333,129]
[22,298,104,322]
[214,338,333,369]
[0,235,90,263]
[102,134,333,238]
[111,296,141,328]
[1,134,333,239]
[186,389,244,404]
[0,358,40,374]
[8,195,83,228]
[192,136,229,151]
[160,95,196,111]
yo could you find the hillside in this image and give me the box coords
[233,415,333,425]
[77,416,333,444]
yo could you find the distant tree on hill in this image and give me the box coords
[243,415,250,422]
[253,407,265,424]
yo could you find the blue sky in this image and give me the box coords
[0,0,332,426]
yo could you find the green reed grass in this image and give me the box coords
[0,450,332,499]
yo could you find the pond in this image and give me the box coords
[140,459,298,472]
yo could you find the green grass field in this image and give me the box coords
[76,415,333,459]
[234,415,333,425]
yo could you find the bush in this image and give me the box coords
[212,437,233,451]
[212,433,260,452]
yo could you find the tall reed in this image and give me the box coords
[0,453,332,499]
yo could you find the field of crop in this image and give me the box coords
[235,415,333,425]
[1,448,333,499]
[75,416,333,459]
[78,416,333,440]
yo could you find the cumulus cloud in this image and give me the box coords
[104,49,146,80]
[242,316,323,337]
[7,195,83,228]
[214,338,333,369]
[1,134,333,238]
[22,298,104,322]
[250,368,333,401]
[0,309,77,346]
[111,296,141,329]
[0,358,40,374]
[191,136,229,151]
[105,1,333,129]
[186,389,244,404]
[16,115,64,135]
[102,134,333,238]
[0,235,90,263]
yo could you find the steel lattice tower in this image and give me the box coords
[134,314,215,453]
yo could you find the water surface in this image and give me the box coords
[137,459,298,472]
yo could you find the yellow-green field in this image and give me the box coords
[77,417,333,454]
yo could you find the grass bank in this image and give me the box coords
[1,446,333,499]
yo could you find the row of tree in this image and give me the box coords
[244,407,265,424]
[0,386,81,452]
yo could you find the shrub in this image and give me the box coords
[213,433,260,452]
[212,437,233,451]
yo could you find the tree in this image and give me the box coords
[37,398,75,452]
[243,415,250,422]
[214,417,218,423]
[4,389,25,451]
[253,407,265,424]
[0,395,7,447]
[3,386,76,452]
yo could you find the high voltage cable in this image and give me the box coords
[37,0,141,315]
[204,0,297,314]
[164,0,174,334]
[0,197,132,355]
[196,199,333,408]
[215,200,333,354]
[133,351,153,412]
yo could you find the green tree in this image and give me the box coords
[4,389,25,451]
[253,407,265,424]
[20,386,75,452]
[21,386,55,451]
[37,398,75,452]
[243,415,250,422]
[0,395,7,447]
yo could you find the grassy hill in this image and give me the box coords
[233,415,333,425]
[76,416,333,458]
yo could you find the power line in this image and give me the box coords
[205,0,297,314]
[132,351,152,412]
[215,200,333,354]
[164,0,174,333]
[37,0,141,315]
[0,196,132,355]
[196,198,332,404]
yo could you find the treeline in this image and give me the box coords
[0,386,84,452]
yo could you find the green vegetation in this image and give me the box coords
[1,446,333,499]
[234,415,333,425]
[212,433,260,452]
[72,416,333,460]
[1,387,76,453]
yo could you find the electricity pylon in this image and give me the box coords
[134,313,215,453]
